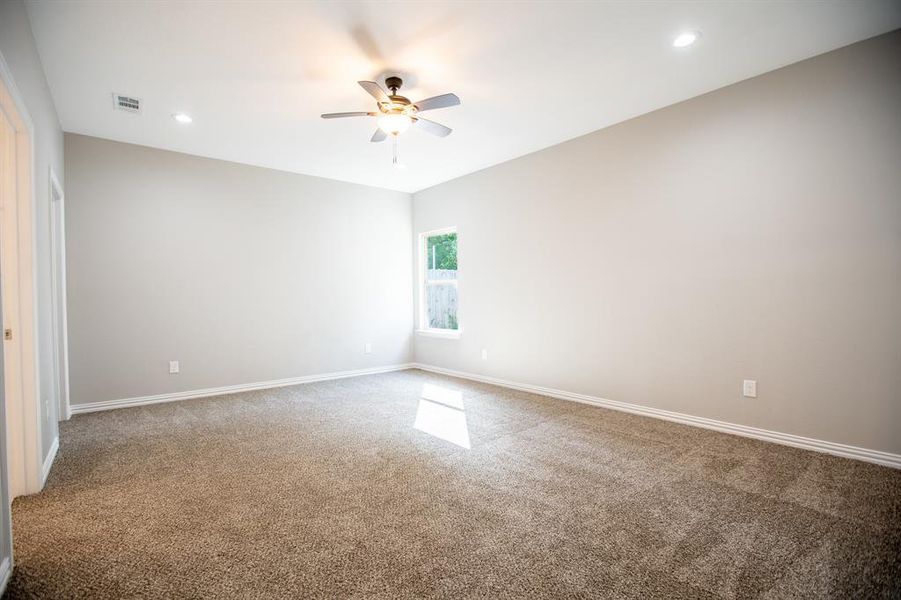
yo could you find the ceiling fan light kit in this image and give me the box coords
[378,113,412,135]
[321,76,461,166]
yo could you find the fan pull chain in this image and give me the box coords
[392,135,400,168]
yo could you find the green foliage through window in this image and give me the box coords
[427,233,457,270]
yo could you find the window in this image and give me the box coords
[418,227,459,337]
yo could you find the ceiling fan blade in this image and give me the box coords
[358,81,389,103]
[414,117,452,137]
[413,93,460,112]
[321,111,375,119]
[370,128,387,143]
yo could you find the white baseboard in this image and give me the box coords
[412,363,901,469]
[41,436,59,485]
[67,360,901,469]
[70,363,415,415]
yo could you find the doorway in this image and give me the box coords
[0,75,14,594]
[0,53,44,503]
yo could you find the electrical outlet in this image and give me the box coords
[742,379,757,398]
[481,348,488,360]
[169,360,180,374]
[364,343,372,354]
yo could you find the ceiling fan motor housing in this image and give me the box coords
[387,96,411,107]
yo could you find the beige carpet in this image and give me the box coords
[5,369,900,599]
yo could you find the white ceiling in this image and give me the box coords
[26,1,901,193]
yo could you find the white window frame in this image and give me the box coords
[416,227,461,339]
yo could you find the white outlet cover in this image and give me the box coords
[169,360,180,374]
[481,349,488,360]
[742,379,757,398]
[364,343,372,354]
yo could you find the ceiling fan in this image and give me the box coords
[321,76,460,147]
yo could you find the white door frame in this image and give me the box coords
[0,50,44,499]
[48,169,69,421]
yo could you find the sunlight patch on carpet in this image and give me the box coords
[414,384,470,448]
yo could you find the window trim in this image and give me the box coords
[416,226,461,339]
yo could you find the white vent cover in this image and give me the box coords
[112,93,141,113]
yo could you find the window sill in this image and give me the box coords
[416,328,462,340]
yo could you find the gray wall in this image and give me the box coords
[0,0,64,462]
[65,134,413,405]
[413,31,901,455]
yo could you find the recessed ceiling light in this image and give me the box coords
[172,113,193,124]
[673,31,701,48]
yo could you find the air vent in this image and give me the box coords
[112,93,141,114]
